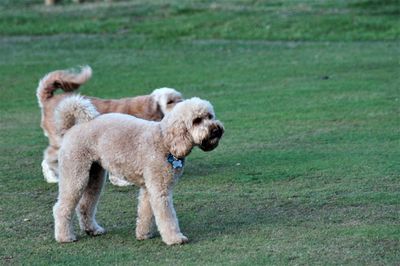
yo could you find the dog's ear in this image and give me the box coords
[146,96,164,120]
[162,119,193,158]
[131,96,163,121]
[153,98,165,120]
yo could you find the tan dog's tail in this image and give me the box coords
[36,65,92,107]
[55,95,99,137]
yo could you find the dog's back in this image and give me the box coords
[55,95,158,151]
[89,95,163,121]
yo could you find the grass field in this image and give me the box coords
[1,0,399,265]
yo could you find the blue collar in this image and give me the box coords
[167,153,184,169]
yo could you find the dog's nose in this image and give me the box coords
[211,125,224,139]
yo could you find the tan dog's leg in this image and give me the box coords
[76,163,106,237]
[136,187,155,240]
[53,192,81,243]
[146,181,188,245]
[53,159,91,243]
[42,145,59,183]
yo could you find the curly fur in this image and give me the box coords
[53,96,224,245]
[55,95,99,137]
[37,65,92,108]
[36,66,183,184]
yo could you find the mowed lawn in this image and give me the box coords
[0,0,399,265]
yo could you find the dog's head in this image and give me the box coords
[151,88,183,116]
[161,97,224,158]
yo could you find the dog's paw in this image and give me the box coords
[56,235,77,243]
[42,160,58,183]
[85,225,106,236]
[136,231,156,241]
[163,233,189,245]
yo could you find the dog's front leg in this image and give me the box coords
[136,187,156,240]
[146,183,188,245]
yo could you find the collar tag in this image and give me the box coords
[167,153,184,169]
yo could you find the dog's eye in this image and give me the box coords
[208,113,213,119]
[167,100,174,105]
[193,117,202,125]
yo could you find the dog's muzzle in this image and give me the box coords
[199,123,224,152]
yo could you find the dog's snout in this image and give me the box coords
[211,125,224,138]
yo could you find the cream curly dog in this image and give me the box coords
[36,66,183,185]
[53,95,224,245]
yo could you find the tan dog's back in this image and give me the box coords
[90,96,163,121]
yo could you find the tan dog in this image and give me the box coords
[53,95,224,245]
[36,66,183,185]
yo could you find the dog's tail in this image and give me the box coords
[36,65,92,107]
[55,95,99,137]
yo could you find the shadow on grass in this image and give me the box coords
[178,189,328,243]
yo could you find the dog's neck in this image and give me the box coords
[167,153,185,169]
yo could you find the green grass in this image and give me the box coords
[0,0,399,265]
[1,0,399,40]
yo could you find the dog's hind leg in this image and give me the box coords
[76,162,106,237]
[136,187,156,240]
[53,158,91,243]
[42,145,59,183]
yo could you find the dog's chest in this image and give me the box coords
[170,166,184,183]
[126,170,145,186]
